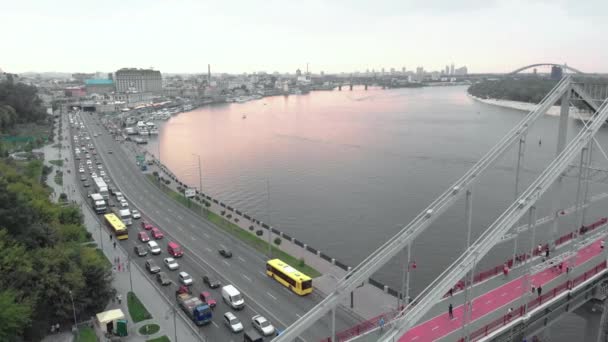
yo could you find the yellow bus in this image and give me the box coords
[266,259,312,295]
[105,213,128,240]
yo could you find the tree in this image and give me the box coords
[0,290,32,341]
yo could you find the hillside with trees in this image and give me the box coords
[0,80,47,131]
[467,77,558,104]
[0,159,114,340]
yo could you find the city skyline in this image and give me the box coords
[2,0,608,74]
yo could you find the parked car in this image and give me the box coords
[203,275,221,289]
[156,272,171,286]
[223,312,244,333]
[163,257,179,270]
[151,228,164,239]
[138,231,150,242]
[219,249,233,258]
[178,272,193,286]
[145,259,161,274]
[134,245,148,257]
[251,315,275,336]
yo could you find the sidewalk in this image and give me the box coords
[42,113,203,342]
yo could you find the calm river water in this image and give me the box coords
[147,86,608,340]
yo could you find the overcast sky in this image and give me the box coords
[2,0,607,74]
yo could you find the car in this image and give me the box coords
[86,159,92,165]
[108,150,113,154]
[80,175,87,181]
[147,241,161,255]
[251,315,275,336]
[131,209,141,219]
[83,181,90,187]
[75,155,81,160]
[120,200,129,208]
[134,245,148,257]
[156,272,171,286]
[114,191,122,198]
[100,171,106,177]
[91,172,98,178]
[223,312,244,333]
[151,228,164,239]
[145,259,161,274]
[199,291,217,308]
[97,164,103,170]
[92,150,97,155]
[96,160,102,165]
[138,231,150,242]
[164,257,179,270]
[178,272,193,286]
[219,249,233,258]
[79,168,85,173]
[116,195,125,202]
[141,221,153,230]
[202,275,221,289]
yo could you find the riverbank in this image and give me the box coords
[469,94,592,120]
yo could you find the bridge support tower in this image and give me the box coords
[365,84,368,90]
[338,85,342,91]
[350,83,353,91]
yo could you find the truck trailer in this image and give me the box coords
[90,193,107,214]
[176,293,212,326]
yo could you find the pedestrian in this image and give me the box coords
[448,287,453,297]
[537,285,542,297]
[113,241,116,249]
[110,234,113,241]
[118,263,121,272]
[378,316,385,331]
[56,323,60,332]
[51,324,55,334]
[545,248,550,258]
[503,263,509,278]
[117,294,122,304]
[531,284,536,294]
[537,244,542,255]
[448,303,453,319]
[601,240,605,249]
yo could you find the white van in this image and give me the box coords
[221,285,245,310]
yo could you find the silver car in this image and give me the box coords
[223,312,243,333]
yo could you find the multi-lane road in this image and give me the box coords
[68,111,358,341]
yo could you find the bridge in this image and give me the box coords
[272,76,608,342]
[509,64,585,75]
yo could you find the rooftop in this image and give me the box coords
[85,79,114,86]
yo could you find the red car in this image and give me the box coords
[141,221,154,230]
[199,291,216,308]
[138,231,150,242]
[151,227,164,239]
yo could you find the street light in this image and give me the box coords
[165,305,178,342]
[68,290,78,338]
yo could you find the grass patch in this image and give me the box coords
[139,324,160,335]
[127,291,152,323]
[95,248,112,268]
[52,143,62,148]
[76,326,96,342]
[49,159,64,167]
[146,175,321,277]
[147,336,170,342]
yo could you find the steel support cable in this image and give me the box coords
[378,97,608,342]
[271,76,572,342]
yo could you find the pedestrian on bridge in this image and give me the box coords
[537,285,542,297]
[448,303,453,319]
[531,284,536,294]
[601,240,605,250]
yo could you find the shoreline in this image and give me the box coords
[468,94,592,120]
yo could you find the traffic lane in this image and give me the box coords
[84,115,356,337]
[86,114,358,334]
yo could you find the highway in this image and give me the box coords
[69,111,358,341]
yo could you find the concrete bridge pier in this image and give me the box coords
[349,84,353,90]
[364,84,368,90]
[338,85,342,91]
[574,299,608,342]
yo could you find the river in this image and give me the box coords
[146,85,608,340]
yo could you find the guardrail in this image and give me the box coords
[320,310,401,342]
[457,260,607,342]
[445,218,607,297]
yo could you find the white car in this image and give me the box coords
[79,168,85,173]
[252,315,275,336]
[97,164,103,170]
[131,210,141,219]
[114,192,123,198]
[147,241,161,255]
[178,272,193,286]
[100,171,106,177]
[120,199,129,208]
[86,159,92,165]
[223,312,244,333]
[163,257,179,270]
[91,172,98,178]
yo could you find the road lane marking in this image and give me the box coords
[486,300,493,304]
[242,274,251,282]
[190,224,196,228]
[223,260,230,266]
[259,271,267,277]
[432,326,439,331]
[212,321,219,328]
[238,257,245,262]
[295,313,302,318]
[168,208,173,213]
[191,237,196,241]
[177,215,183,220]
[220,244,226,250]
[177,226,183,231]
[501,292,507,297]
[266,292,277,301]
[205,247,212,253]
[411,337,419,341]
[204,233,210,239]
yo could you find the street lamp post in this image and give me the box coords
[68,290,78,337]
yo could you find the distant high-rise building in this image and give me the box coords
[296,69,302,77]
[381,68,385,74]
[454,66,468,76]
[450,63,455,75]
[390,68,395,74]
[415,66,424,82]
[115,68,162,93]
[550,66,563,80]
[402,67,406,74]
[445,65,450,75]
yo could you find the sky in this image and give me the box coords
[2,0,607,74]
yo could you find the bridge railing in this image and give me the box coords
[456,260,607,342]
[444,218,607,297]
[320,310,401,342]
